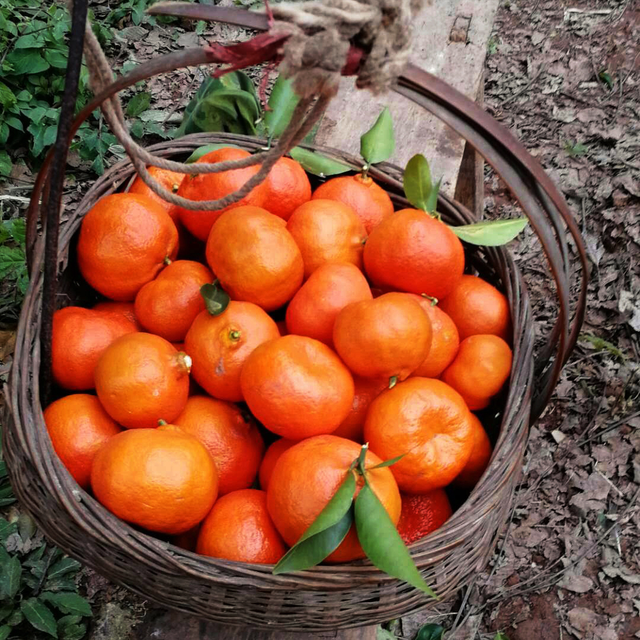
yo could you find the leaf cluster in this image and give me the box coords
[0,442,92,640]
[0,215,28,312]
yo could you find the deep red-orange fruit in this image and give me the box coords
[184,301,280,402]
[134,260,213,342]
[77,193,178,301]
[44,394,122,489]
[174,396,264,495]
[439,274,511,342]
[332,292,432,382]
[94,333,191,429]
[453,413,493,488]
[197,489,286,564]
[240,335,354,440]
[397,490,452,545]
[92,301,142,330]
[267,435,401,563]
[205,206,304,311]
[286,199,366,278]
[263,157,312,220]
[258,438,296,491]
[91,426,218,534]
[128,166,185,219]
[364,378,475,493]
[175,148,269,241]
[363,209,465,300]
[285,262,372,346]
[312,174,394,233]
[332,376,387,442]
[52,306,138,390]
[405,294,460,379]
[441,335,513,410]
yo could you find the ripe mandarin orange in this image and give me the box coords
[174,396,264,495]
[184,301,280,402]
[267,435,401,563]
[52,306,137,390]
[259,439,296,491]
[77,193,178,301]
[92,301,142,330]
[364,378,474,493]
[95,333,191,429]
[175,148,268,241]
[197,489,286,563]
[441,335,512,410]
[405,294,460,378]
[128,166,184,220]
[134,260,213,342]
[312,174,393,234]
[286,199,366,278]
[333,292,432,382]
[286,262,372,346]
[363,209,465,300]
[263,157,312,220]
[205,206,303,311]
[240,335,354,440]
[44,394,122,489]
[397,490,452,545]
[439,275,511,342]
[91,426,218,534]
[332,376,387,442]
[453,414,492,488]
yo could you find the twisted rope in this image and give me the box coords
[77,0,424,211]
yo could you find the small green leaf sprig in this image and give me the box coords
[273,444,436,597]
[404,154,528,246]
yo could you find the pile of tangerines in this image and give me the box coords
[45,146,512,567]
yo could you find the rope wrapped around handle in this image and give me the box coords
[77,0,426,211]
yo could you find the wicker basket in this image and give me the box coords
[3,17,587,631]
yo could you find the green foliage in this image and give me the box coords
[579,333,624,359]
[200,281,230,317]
[289,147,351,177]
[403,154,529,246]
[564,140,588,157]
[0,443,92,640]
[0,0,125,174]
[175,72,262,138]
[0,214,28,311]
[273,445,436,596]
[416,624,445,640]
[494,633,510,640]
[360,107,395,166]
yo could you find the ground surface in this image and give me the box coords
[1,0,639,638]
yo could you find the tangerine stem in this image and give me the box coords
[229,329,241,341]
[163,256,172,266]
[421,293,439,306]
[158,419,167,426]
[389,376,398,389]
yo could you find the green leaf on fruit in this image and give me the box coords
[370,454,405,470]
[273,471,356,574]
[355,482,437,597]
[200,282,230,316]
[264,75,299,140]
[449,218,528,246]
[360,107,395,165]
[289,147,350,177]
[404,154,436,213]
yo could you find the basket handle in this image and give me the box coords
[31,2,587,420]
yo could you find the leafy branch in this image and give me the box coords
[273,444,436,597]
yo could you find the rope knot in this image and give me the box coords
[272,0,425,97]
